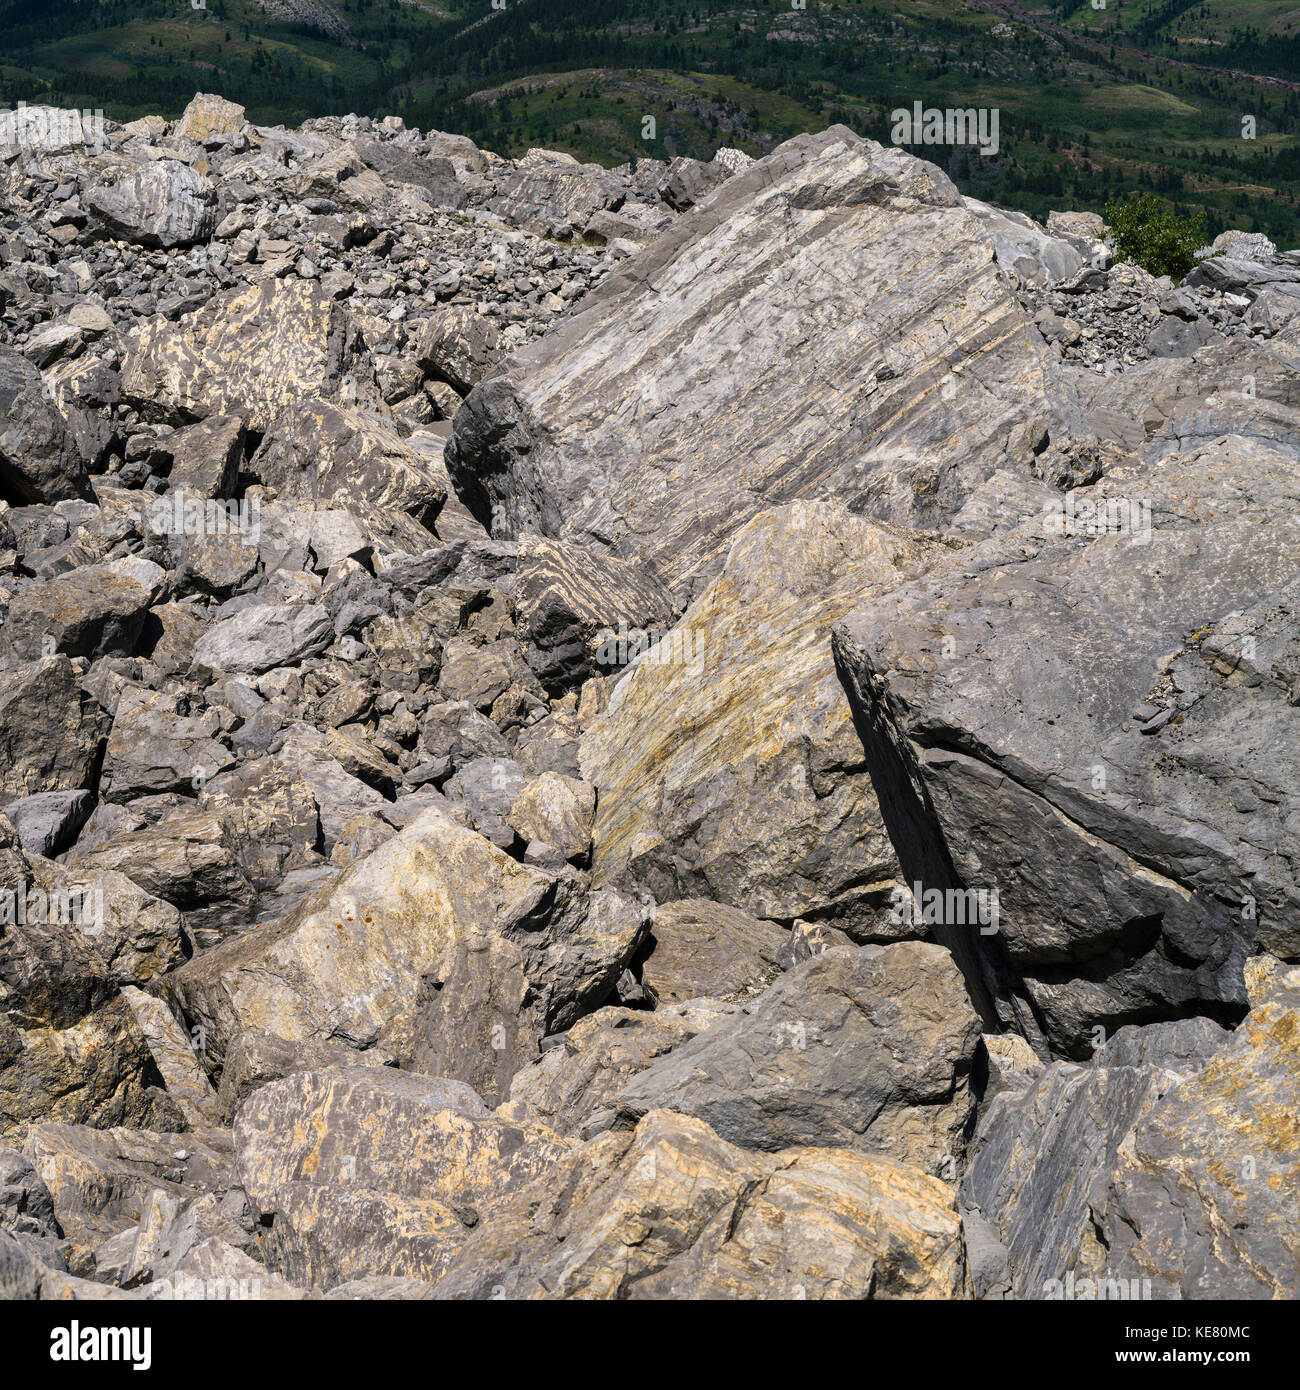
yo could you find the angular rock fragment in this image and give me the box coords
[430,1110,966,1300]
[234,1068,571,1287]
[581,503,944,936]
[87,160,216,250]
[514,532,677,693]
[250,399,446,525]
[589,942,981,1171]
[191,603,333,677]
[122,278,383,430]
[635,899,786,1006]
[0,658,107,801]
[0,557,163,664]
[504,1002,733,1136]
[0,349,89,504]
[167,806,648,1102]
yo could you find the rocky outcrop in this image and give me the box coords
[0,95,1294,1302]
[448,127,1091,595]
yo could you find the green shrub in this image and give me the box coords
[1104,194,1206,281]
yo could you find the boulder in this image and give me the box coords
[21,1122,233,1254]
[963,1015,1241,1300]
[121,278,384,430]
[174,92,247,143]
[636,899,786,1006]
[414,306,501,397]
[165,415,246,498]
[504,1002,733,1136]
[233,1068,572,1287]
[87,160,216,249]
[448,128,1090,595]
[165,805,648,1101]
[486,149,626,238]
[580,503,946,936]
[505,771,595,863]
[0,658,107,800]
[514,532,676,693]
[0,557,163,664]
[101,688,235,800]
[429,1110,966,1300]
[833,436,1300,1055]
[1,791,93,858]
[1091,972,1300,1299]
[588,942,981,1171]
[0,349,89,504]
[250,398,445,525]
[191,603,333,677]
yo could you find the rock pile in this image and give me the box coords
[0,101,1296,1302]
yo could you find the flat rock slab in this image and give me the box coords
[448,126,1089,596]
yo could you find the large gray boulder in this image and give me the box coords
[190,604,333,677]
[962,1017,1226,1300]
[964,968,1300,1300]
[1,791,93,858]
[833,435,1300,1056]
[100,688,236,801]
[0,657,107,800]
[485,149,627,239]
[588,941,981,1172]
[87,160,216,249]
[0,349,89,504]
[166,806,648,1102]
[580,502,946,938]
[1089,965,1300,1299]
[635,900,786,1006]
[448,127,1091,597]
[503,1002,734,1136]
